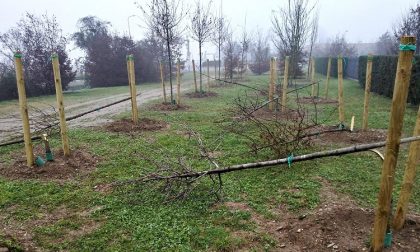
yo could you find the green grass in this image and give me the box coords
[0,73,419,251]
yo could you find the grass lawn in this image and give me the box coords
[0,73,418,251]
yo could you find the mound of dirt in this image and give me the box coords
[149,103,190,111]
[104,118,168,133]
[297,97,338,104]
[309,125,387,145]
[185,91,218,98]
[0,148,99,181]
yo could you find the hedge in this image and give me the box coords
[314,57,358,79]
[358,55,420,105]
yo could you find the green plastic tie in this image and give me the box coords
[126,55,134,61]
[51,54,58,60]
[367,55,373,61]
[399,44,416,51]
[287,154,294,168]
[14,53,22,58]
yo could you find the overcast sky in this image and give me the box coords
[0,0,418,60]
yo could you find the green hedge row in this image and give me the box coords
[314,57,358,79]
[358,56,420,105]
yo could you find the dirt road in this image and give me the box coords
[0,82,194,142]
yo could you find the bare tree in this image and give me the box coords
[307,11,319,78]
[272,0,316,78]
[325,34,356,57]
[249,29,271,75]
[375,32,398,55]
[393,4,420,55]
[190,0,214,92]
[223,34,240,81]
[138,0,186,103]
[239,19,251,80]
[212,7,230,80]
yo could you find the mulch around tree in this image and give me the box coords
[0,148,99,181]
[104,118,168,133]
[185,91,218,98]
[149,103,190,111]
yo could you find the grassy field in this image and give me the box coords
[0,73,419,251]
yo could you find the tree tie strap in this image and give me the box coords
[399,44,416,51]
[287,154,294,168]
[14,53,22,58]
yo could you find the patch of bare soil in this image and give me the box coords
[309,125,387,145]
[252,108,307,121]
[185,91,218,98]
[0,205,103,251]
[149,103,190,111]
[104,118,168,133]
[298,97,338,104]
[221,180,420,251]
[0,148,99,181]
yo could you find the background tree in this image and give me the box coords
[375,32,398,55]
[138,0,186,103]
[307,11,319,77]
[249,30,270,75]
[239,21,251,80]
[324,34,356,57]
[223,34,240,81]
[0,13,75,99]
[212,10,229,80]
[272,0,316,78]
[190,0,214,92]
[393,4,420,55]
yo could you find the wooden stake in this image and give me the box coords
[281,56,289,113]
[192,59,198,92]
[311,58,316,97]
[362,54,373,130]
[207,59,210,91]
[51,53,70,156]
[127,56,134,115]
[127,55,138,122]
[393,104,420,230]
[269,58,274,111]
[337,55,345,123]
[325,57,331,98]
[371,36,416,252]
[159,61,167,103]
[350,115,355,132]
[14,52,34,166]
[176,59,181,105]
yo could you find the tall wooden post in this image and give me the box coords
[393,104,420,230]
[159,61,167,103]
[325,57,331,98]
[362,54,373,130]
[268,58,274,111]
[337,55,345,123]
[14,52,33,166]
[371,36,416,252]
[281,56,290,113]
[127,55,138,122]
[192,59,198,92]
[311,58,316,97]
[176,59,181,105]
[51,53,70,156]
[207,59,210,91]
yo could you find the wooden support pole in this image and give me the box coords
[14,52,34,166]
[311,58,316,97]
[325,57,331,99]
[192,59,198,92]
[393,104,420,230]
[159,61,167,103]
[51,53,70,156]
[127,55,139,122]
[176,59,181,105]
[337,55,345,123]
[281,56,290,113]
[268,58,274,111]
[207,59,210,91]
[371,36,416,252]
[362,54,373,130]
